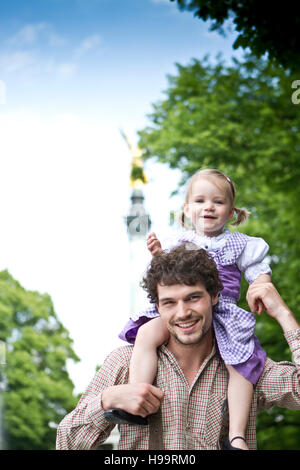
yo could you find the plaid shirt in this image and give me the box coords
[56,329,300,450]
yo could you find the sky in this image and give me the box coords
[0,0,244,394]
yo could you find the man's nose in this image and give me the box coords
[176,301,191,318]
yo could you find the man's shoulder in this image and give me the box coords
[103,345,134,366]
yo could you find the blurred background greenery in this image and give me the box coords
[0,270,79,450]
[137,53,300,450]
[137,0,300,449]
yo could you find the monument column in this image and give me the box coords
[122,130,151,318]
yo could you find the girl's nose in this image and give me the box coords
[204,200,214,211]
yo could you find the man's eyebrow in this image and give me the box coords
[159,297,174,303]
[185,290,205,298]
[159,290,205,303]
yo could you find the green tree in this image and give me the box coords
[0,270,79,450]
[138,53,300,449]
[171,0,300,71]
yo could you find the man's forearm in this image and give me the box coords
[56,395,112,450]
[275,306,300,333]
[247,281,300,332]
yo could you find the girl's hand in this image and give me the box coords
[147,232,162,256]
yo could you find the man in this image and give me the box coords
[56,245,300,450]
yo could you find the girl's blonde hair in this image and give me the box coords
[179,168,250,229]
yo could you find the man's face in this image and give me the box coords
[156,282,218,346]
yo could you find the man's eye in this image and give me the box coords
[189,295,200,301]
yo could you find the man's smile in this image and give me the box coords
[174,318,201,333]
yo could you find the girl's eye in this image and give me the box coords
[215,200,224,204]
[195,199,204,203]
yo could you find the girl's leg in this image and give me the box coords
[129,317,170,384]
[104,317,170,426]
[226,364,253,450]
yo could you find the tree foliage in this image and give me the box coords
[171,0,300,71]
[0,270,79,450]
[138,53,300,449]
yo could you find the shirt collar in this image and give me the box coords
[159,341,217,387]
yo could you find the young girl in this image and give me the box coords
[109,168,271,450]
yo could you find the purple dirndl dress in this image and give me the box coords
[119,230,268,385]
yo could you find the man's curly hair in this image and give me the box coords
[141,243,223,304]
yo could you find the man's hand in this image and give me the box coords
[246,274,272,315]
[246,281,299,333]
[147,232,163,256]
[101,383,164,418]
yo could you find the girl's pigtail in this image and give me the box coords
[177,209,192,230]
[178,209,186,228]
[230,207,251,226]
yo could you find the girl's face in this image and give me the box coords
[184,177,234,237]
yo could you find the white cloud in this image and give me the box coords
[45,59,77,78]
[8,22,47,46]
[8,22,66,48]
[1,25,102,80]
[48,32,68,47]
[0,50,77,79]
[74,34,103,59]
[57,62,78,78]
[0,50,37,73]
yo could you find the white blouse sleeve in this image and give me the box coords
[236,236,272,284]
[160,231,184,251]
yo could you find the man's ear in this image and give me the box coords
[212,294,219,306]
